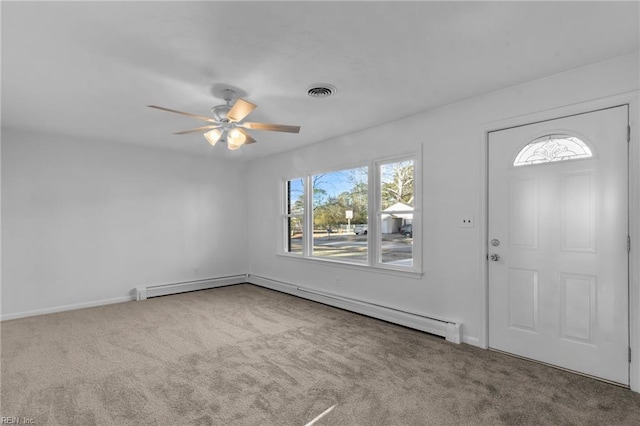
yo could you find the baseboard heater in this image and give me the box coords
[135,274,247,300]
[247,274,463,344]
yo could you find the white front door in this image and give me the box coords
[488,106,629,385]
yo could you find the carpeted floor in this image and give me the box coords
[2,283,640,425]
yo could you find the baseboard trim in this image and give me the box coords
[2,274,468,346]
[2,275,249,321]
[1,295,135,321]
[136,275,248,300]
[247,274,462,343]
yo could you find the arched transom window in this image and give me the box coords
[513,134,593,167]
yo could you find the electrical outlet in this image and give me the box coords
[461,216,474,228]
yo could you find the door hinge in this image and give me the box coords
[629,347,632,363]
[629,125,631,143]
[628,235,632,254]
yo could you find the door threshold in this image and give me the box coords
[488,347,629,389]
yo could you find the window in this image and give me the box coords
[312,167,368,262]
[281,153,420,273]
[513,134,593,166]
[284,178,304,254]
[378,159,414,267]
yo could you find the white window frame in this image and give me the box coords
[372,155,421,272]
[279,150,422,276]
[282,177,305,255]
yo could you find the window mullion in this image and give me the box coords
[304,175,313,257]
[282,180,290,253]
[369,160,378,266]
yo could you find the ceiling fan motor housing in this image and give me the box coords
[211,104,232,121]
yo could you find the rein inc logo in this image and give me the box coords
[0,418,34,424]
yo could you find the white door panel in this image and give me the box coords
[488,106,629,385]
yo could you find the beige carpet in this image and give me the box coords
[2,283,640,425]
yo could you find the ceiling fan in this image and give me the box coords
[148,89,300,150]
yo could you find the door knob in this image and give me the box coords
[490,253,500,262]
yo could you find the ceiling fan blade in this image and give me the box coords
[226,99,256,122]
[237,128,257,144]
[147,105,216,123]
[173,125,220,135]
[242,122,301,133]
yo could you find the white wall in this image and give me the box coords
[1,129,248,318]
[246,52,639,347]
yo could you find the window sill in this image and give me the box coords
[276,252,423,279]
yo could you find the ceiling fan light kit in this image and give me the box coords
[204,129,222,146]
[148,88,300,151]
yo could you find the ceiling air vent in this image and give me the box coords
[307,84,336,98]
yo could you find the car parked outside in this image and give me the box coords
[400,223,412,237]
[354,224,368,235]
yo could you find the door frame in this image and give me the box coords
[479,91,640,392]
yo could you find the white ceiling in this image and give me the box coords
[2,1,639,161]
